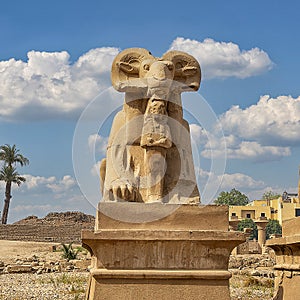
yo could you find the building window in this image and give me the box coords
[295,209,300,217]
[232,213,236,216]
[246,213,251,219]
[261,213,266,217]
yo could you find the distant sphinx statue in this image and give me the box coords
[100,48,201,203]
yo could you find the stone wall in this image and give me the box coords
[0,224,93,243]
[236,240,261,254]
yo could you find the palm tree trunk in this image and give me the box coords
[1,181,11,224]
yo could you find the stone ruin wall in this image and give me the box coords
[0,224,93,243]
[237,240,262,254]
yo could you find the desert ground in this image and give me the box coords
[0,240,274,300]
[0,240,89,300]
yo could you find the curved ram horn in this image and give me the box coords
[162,50,201,91]
[111,48,154,92]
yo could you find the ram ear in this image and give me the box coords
[117,62,139,74]
[111,48,154,92]
[162,50,201,91]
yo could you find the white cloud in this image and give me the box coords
[46,175,76,193]
[196,167,268,203]
[88,133,108,155]
[219,172,265,190]
[189,124,208,145]
[199,95,300,162]
[11,204,61,213]
[0,38,275,121]
[91,160,102,177]
[88,134,108,177]
[225,141,290,161]
[1,174,76,196]
[0,180,5,189]
[23,174,56,189]
[169,37,274,79]
[0,172,97,223]
[197,168,265,191]
[247,186,297,201]
[196,168,298,202]
[0,47,119,121]
[220,95,300,146]
[22,174,75,193]
[201,135,291,162]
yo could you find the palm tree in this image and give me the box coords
[0,144,29,167]
[0,166,26,224]
[0,144,29,224]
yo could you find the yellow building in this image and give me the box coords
[230,169,300,225]
[229,193,300,225]
[229,172,300,252]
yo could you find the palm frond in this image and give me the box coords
[0,144,29,166]
[0,165,26,185]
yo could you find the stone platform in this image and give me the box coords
[266,217,300,300]
[82,203,245,300]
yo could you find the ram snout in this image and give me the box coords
[142,61,174,80]
[141,60,174,99]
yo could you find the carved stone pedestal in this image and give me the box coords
[82,203,245,300]
[266,217,300,300]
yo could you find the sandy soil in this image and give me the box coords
[0,240,78,264]
[0,240,274,300]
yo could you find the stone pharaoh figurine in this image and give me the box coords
[100,48,201,203]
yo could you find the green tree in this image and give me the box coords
[0,166,26,224]
[0,144,29,224]
[262,191,281,201]
[237,218,258,240]
[266,219,282,239]
[0,144,29,167]
[214,188,249,206]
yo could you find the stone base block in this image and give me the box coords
[82,203,245,300]
[266,217,300,300]
[87,272,231,300]
[95,202,229,230]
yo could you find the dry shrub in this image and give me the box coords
[243,276,274,288]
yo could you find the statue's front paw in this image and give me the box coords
[108,180,141,202]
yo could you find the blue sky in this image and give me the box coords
[1,0,300,222]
